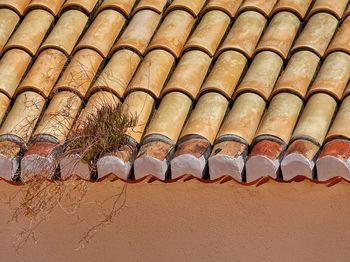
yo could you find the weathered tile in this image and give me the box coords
[326,95,350,141]
[0,9,20,54]
[0,0,31,16]
[308,0,348,20]
[238,0,278,17]
[203,0,243,17]
[271,0,313,19]
[98,0,137,17]
[61,0,99,14]
[326,16,350,55]
[165,0,206,17]
[26,0,65,16]
[132,0,168,14]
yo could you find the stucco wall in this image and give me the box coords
[0,178,350,261]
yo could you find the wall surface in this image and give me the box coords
[0,178,350,262]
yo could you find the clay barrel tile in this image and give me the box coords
[16,49,67,98]
[0,0,31,16]
[144,92,192,143]
[75,91,120,127]
[292,93,337,145]
[238,0,278,17]
[200,50,247,99]
[217,92,266,145]
[90,49,141,98]
[162,50,212,100]
[98,0,137,17]
[326,16,350,56]
[0,49,32,98]
[307,52,350,101]
[344,4,350,19]
[146,10,195,58]
[122,91,155,143]
[33,91,82,143]
[62,0,99,14]
[0,9,20,54]
[127,49,175,99]
[112,9,161,56]
[272,51,320,99]
[165,0,206,17]
[74,10,126,58]
[26,0,66,16]
[291,12,338,57]
[132,0,168,14]
[255,11,300,59]
[54,49,103,98]
[326,95,350,140]
[0,91,45,143]
[180,92,229,145]
[344,82,350,98]
[202,0,243,17]
[308,0,348,20]
[3,9,54,56]
[255,93,303,144]
[40,10,88,56]
[184,10,231,57]
[0,93,10,124]
[218,11,267,58]
[235,51,283,101]
[271,0,313,19]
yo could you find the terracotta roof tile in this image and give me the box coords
[218,11,267,58]
[74,9,126,57]
[0,0,31,16]
[146,10,195,58]
[184,10,231,57]
[0,0,349,184]
[291,12,338,57]
[203,0,243,18]
[162,50,212,100]
[271,0,313,20]
[326,16,350,55]
[39,10,88,56]
[26,0,66,16]
[238,0,278,17]
[3,9,54,56]
[112,9,161,56]
[0,9,20,54]
[61,0,99,14]
[98,0,137,17]
[254,11,300,59]
[308,0,348,20]
[0,49,32,98]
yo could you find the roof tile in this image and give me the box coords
[132,0,168,14]
[0,9,20,54]
[112,9,161,56]
[271,0,313,20]
[238,0,278,17]
[3,9,54,56]
[16,49,67,98]
[90,49,141,98]
[61,0,99,14]
[0,49,32,98]
[39,10,88,56]
[54,49,103,98]
[308,0,348,20]
[235,51,283,101]
[292,93,337,145]
[218,11,267,58]
[74,9,126,57]
[146,10,195,58]
[180,92,228,145]
[307,51,350,101]
[0,0,31,16]
[272,50,320,99]
[0,93,10,124]
[200,50,247,99]
[326,16,350,56]
[254,93,303,144]
[162,50,211,100]
[144,92,192,143]
[165,0,206,17]
[127,49,175,99]
[326,95,350,141]
[291,12,338,57]
[203,0,243,17]
[255,11,300,59]
[217,92,265,145]
[184,10,231,57]
[26,0,66,16]
[98,0,137,17]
